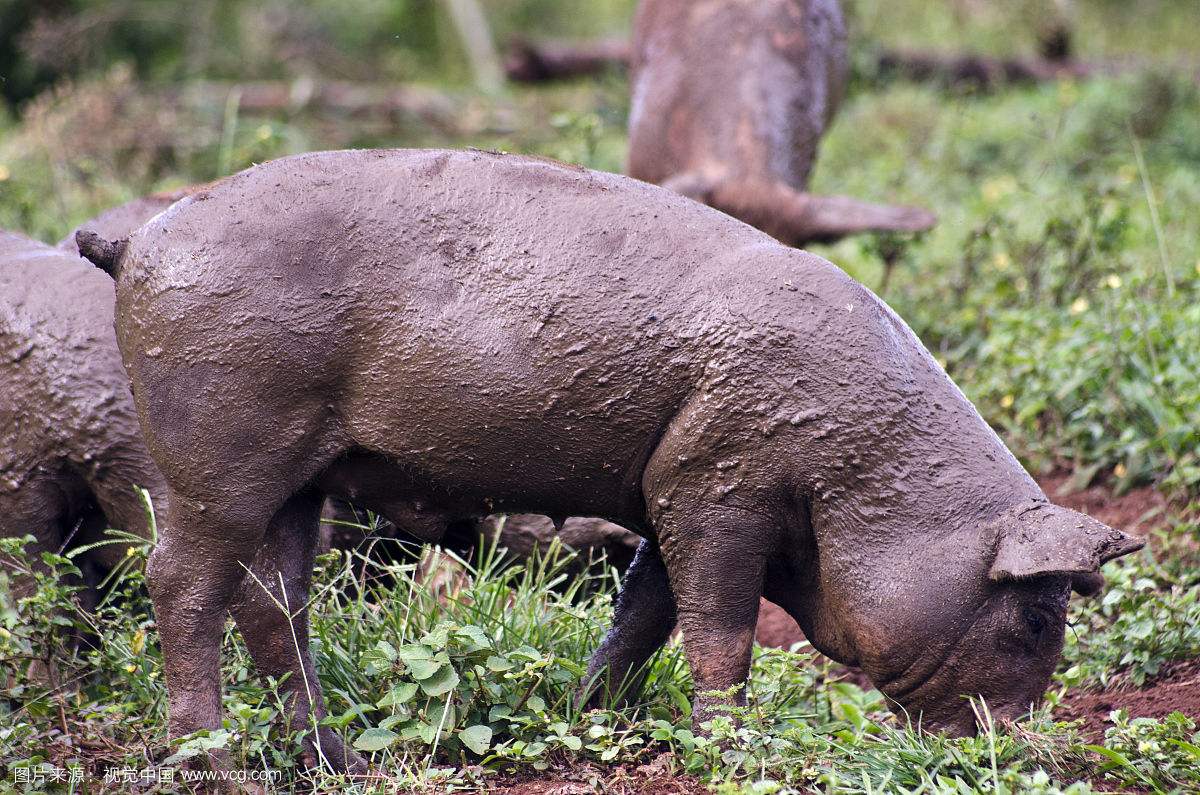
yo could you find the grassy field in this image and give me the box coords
[1,0,1199,792]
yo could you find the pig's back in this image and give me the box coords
[118,148,786,363]
[116,148,823,517]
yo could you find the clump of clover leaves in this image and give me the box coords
[350,620,586,762]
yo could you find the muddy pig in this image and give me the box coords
[77,149,1138,771]
[0,231,168,615]
[63,189,643,572]
[628,0,936,243]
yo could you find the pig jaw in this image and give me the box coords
[869,576,1072,736]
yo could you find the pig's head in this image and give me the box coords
[791,500,1142,736]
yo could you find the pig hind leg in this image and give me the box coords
[229,490,365,774]
[580,538,676,709]
[146,484,295,758]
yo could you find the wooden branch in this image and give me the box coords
[440,0,505,93]
[873,49,1104,88]
[504,37,631,82]
[159,79,462,130]
[502,36,1198,90]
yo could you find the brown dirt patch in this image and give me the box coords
[755,600,874,689]
[489,758,706,794]
[755,598,805,650]
[1056,658,1200,743]
[1038,472,1170,536]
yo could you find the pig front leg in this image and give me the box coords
[657,500,772,726]
[580,539,677,708]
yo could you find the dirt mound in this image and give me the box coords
[491,758,706,794]
[1057,658,1200,742]
[755,600,874,689]
[755,598,805,649]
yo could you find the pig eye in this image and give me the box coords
[1021,607,1046,636]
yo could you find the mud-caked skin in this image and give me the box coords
[0,231,167,610]
[63,189,644,575]
[628,0,936,243]
[82,149,1139,770]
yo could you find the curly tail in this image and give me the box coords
[75,230,128,278]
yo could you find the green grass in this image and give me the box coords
[2,528,1199,792]
[3,2,1200,791]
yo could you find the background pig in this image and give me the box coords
[628,0,936,243]
[79,148,1137,770]
[57,187,198,255]
[0,231,168,614]
[325,501,638,573]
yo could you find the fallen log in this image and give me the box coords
[504,36,631,82]
[159,78,462,130]
[503,36,1197,90]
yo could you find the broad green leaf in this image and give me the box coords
[378,682,420,707]
[456,625,492,650]
[486,655,514,672]
[362,640,398,675]
[406,658,443,680]
[420,665,460,696]
[459,724,493,754]
[395,643,434,661]
[353,727,399,752]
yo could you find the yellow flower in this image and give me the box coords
[125,663,138,674]
[981,175,1018,204]
[1114,462,1127,478]
[126,546,137,557]
[1104,274,1122,289]
[992,252,1011,271]
[131,628,145,655]
[1000,394,1015,409]
[1057,79,1078,106]
[0,164,9,182]
[1070,297,1089,315]
[256,124,273,141]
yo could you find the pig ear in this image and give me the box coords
[989,502,1144,582]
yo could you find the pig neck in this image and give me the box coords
[801,407,1043,553]
[745,288,1045,663]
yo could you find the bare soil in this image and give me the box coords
[1057,658,1200,743]
[490,758,707,794]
